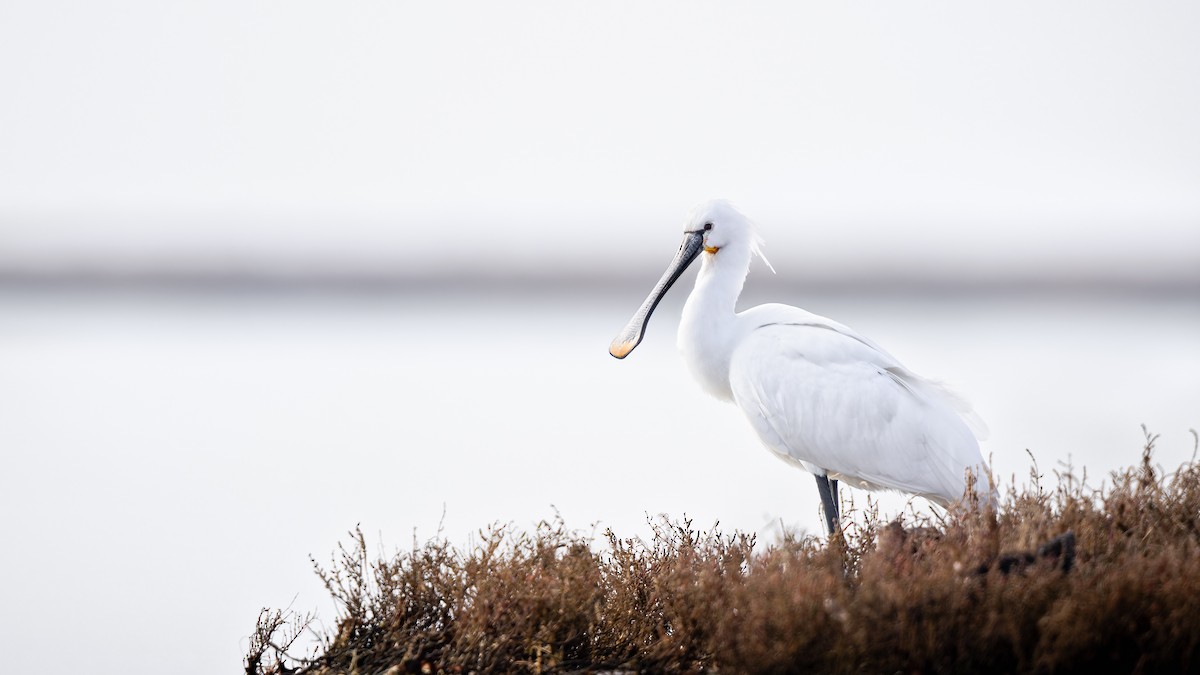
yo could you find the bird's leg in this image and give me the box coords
[830,479,840,520]
[814,474,840,536]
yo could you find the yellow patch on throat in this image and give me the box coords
[704,245,719,254]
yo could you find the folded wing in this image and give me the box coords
[728,318,990,506]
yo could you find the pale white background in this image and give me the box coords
[1,2,1198,673]
[2,1,1198,281]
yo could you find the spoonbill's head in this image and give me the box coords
[683,199,755,256]
[609,200,762,359]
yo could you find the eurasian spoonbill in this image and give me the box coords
[609,200,991,535]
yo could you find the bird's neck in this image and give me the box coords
[692,247,749,315]
[677,244,751,401]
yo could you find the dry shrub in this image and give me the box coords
[249,432,1200,674]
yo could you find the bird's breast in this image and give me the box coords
[677,309,737,402]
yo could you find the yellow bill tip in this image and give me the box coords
[609,339,636,359]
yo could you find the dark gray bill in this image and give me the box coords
[609,231,705,359]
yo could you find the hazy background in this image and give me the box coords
[1,2,1198,673]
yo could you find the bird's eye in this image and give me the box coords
[703,223,713,231]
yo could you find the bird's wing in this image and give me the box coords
[728,320,989,505]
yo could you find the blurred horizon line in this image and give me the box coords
[1,268,1195,299]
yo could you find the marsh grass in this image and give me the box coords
[248,432,1200,674]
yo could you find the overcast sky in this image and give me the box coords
[2,1,1198,282]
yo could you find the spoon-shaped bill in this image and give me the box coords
[609,232,705,359]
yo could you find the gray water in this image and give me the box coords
[1,287,1197,673]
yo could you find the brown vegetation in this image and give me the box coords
[248,432,1200,674]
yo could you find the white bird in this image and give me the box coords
[609,200,992,535]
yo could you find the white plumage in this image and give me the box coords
[610,200,992,534]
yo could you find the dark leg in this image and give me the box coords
[814,474,840,536]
